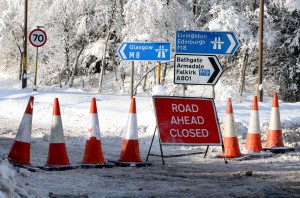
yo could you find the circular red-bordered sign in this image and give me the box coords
[29,29,47,47]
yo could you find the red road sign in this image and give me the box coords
[29,29,47,47]
[153,96,222,145]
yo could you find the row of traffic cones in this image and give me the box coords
[221,92,286,158]
[7,97,149,169]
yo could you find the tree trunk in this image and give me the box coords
[161,62,167,84]
[142,65,148,91]
[239,48,249,96]
[69,42,85,88]
[97,0,117,93]
[97,31,111,93]
[253,0,257,10]
[193,0,197,16]
[19,53,23,80]
[153,69,156,85]
[120,67,126,92]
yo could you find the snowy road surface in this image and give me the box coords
[0,75,299,197]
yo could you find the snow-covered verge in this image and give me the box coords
[0,73,299,197]
[0,159,38,198]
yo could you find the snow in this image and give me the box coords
[136,34,152,41]
[0,72,299,197]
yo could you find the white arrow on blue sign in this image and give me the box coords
[176,30,239,55]
[117,42,171,61]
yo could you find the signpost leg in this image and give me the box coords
[146,126,157,162]
[33,48,38,91]
[158,135,165,165]
[130,61,134,99]
[221,144,228,164]
[204,146,209,158]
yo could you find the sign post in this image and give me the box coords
[147,96,227,164]
[29,28,47,91]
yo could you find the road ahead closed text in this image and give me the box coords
[153,97,222,145]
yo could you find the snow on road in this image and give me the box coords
[0,73,299,197]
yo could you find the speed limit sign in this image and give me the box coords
[29,29,47,47]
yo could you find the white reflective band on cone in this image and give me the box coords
[124,114,138,140]
[88,114,101,140]
[248,111,260,134]
[15,114,32,143]
[269,108,281,130]
[224,114,238,137]
[50,116,65,143]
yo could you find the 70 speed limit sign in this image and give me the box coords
[29,29,47,47]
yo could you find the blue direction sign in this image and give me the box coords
[117,42,171,61]
[176,30,239,55]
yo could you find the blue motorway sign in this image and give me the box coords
[176,30,239,55]
[118,42,171,61]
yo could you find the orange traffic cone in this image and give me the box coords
[119,98,141,162]
[45,98,71,169]
[110,98,151,167]
[221,98,242,158]
[8,96,34,165]
[82,98,105,164]
[265,93,284,148]
[245,96,262,152]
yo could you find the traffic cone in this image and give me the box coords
[82,98,105,164]
[245,96,263,152]
[265,92,284,148]
[45,98,70,167]
[110,98,151,167]
[8,96,34,165]
[119,98,142,162]
[220,98,242,158]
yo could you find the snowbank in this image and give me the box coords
[0,159,38,198]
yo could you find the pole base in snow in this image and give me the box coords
[109,160,152,167]
[81,162,114,169]
[39,164,80,171]
[263,147,295,154]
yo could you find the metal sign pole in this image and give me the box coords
[22,0,28,89]
[33,47,38,91]
[130,61,134,99]
[157,61,161,85]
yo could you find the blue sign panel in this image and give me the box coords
[176,30,239,55]
[199,69,210,76]
[118,42,171,61]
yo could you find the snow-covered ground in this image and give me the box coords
[0,72,299,197]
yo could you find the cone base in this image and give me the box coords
[245,133,262,152]
[265,130,284,148]
[46,143,70,166]
[8,141,31,165]
[109,160,152,167]
[40,164,78,171]
[119,139,142,162]
[82,138,105,164]
[263,147,294,154]
[81,162,114,169]
[221,137,242,158]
